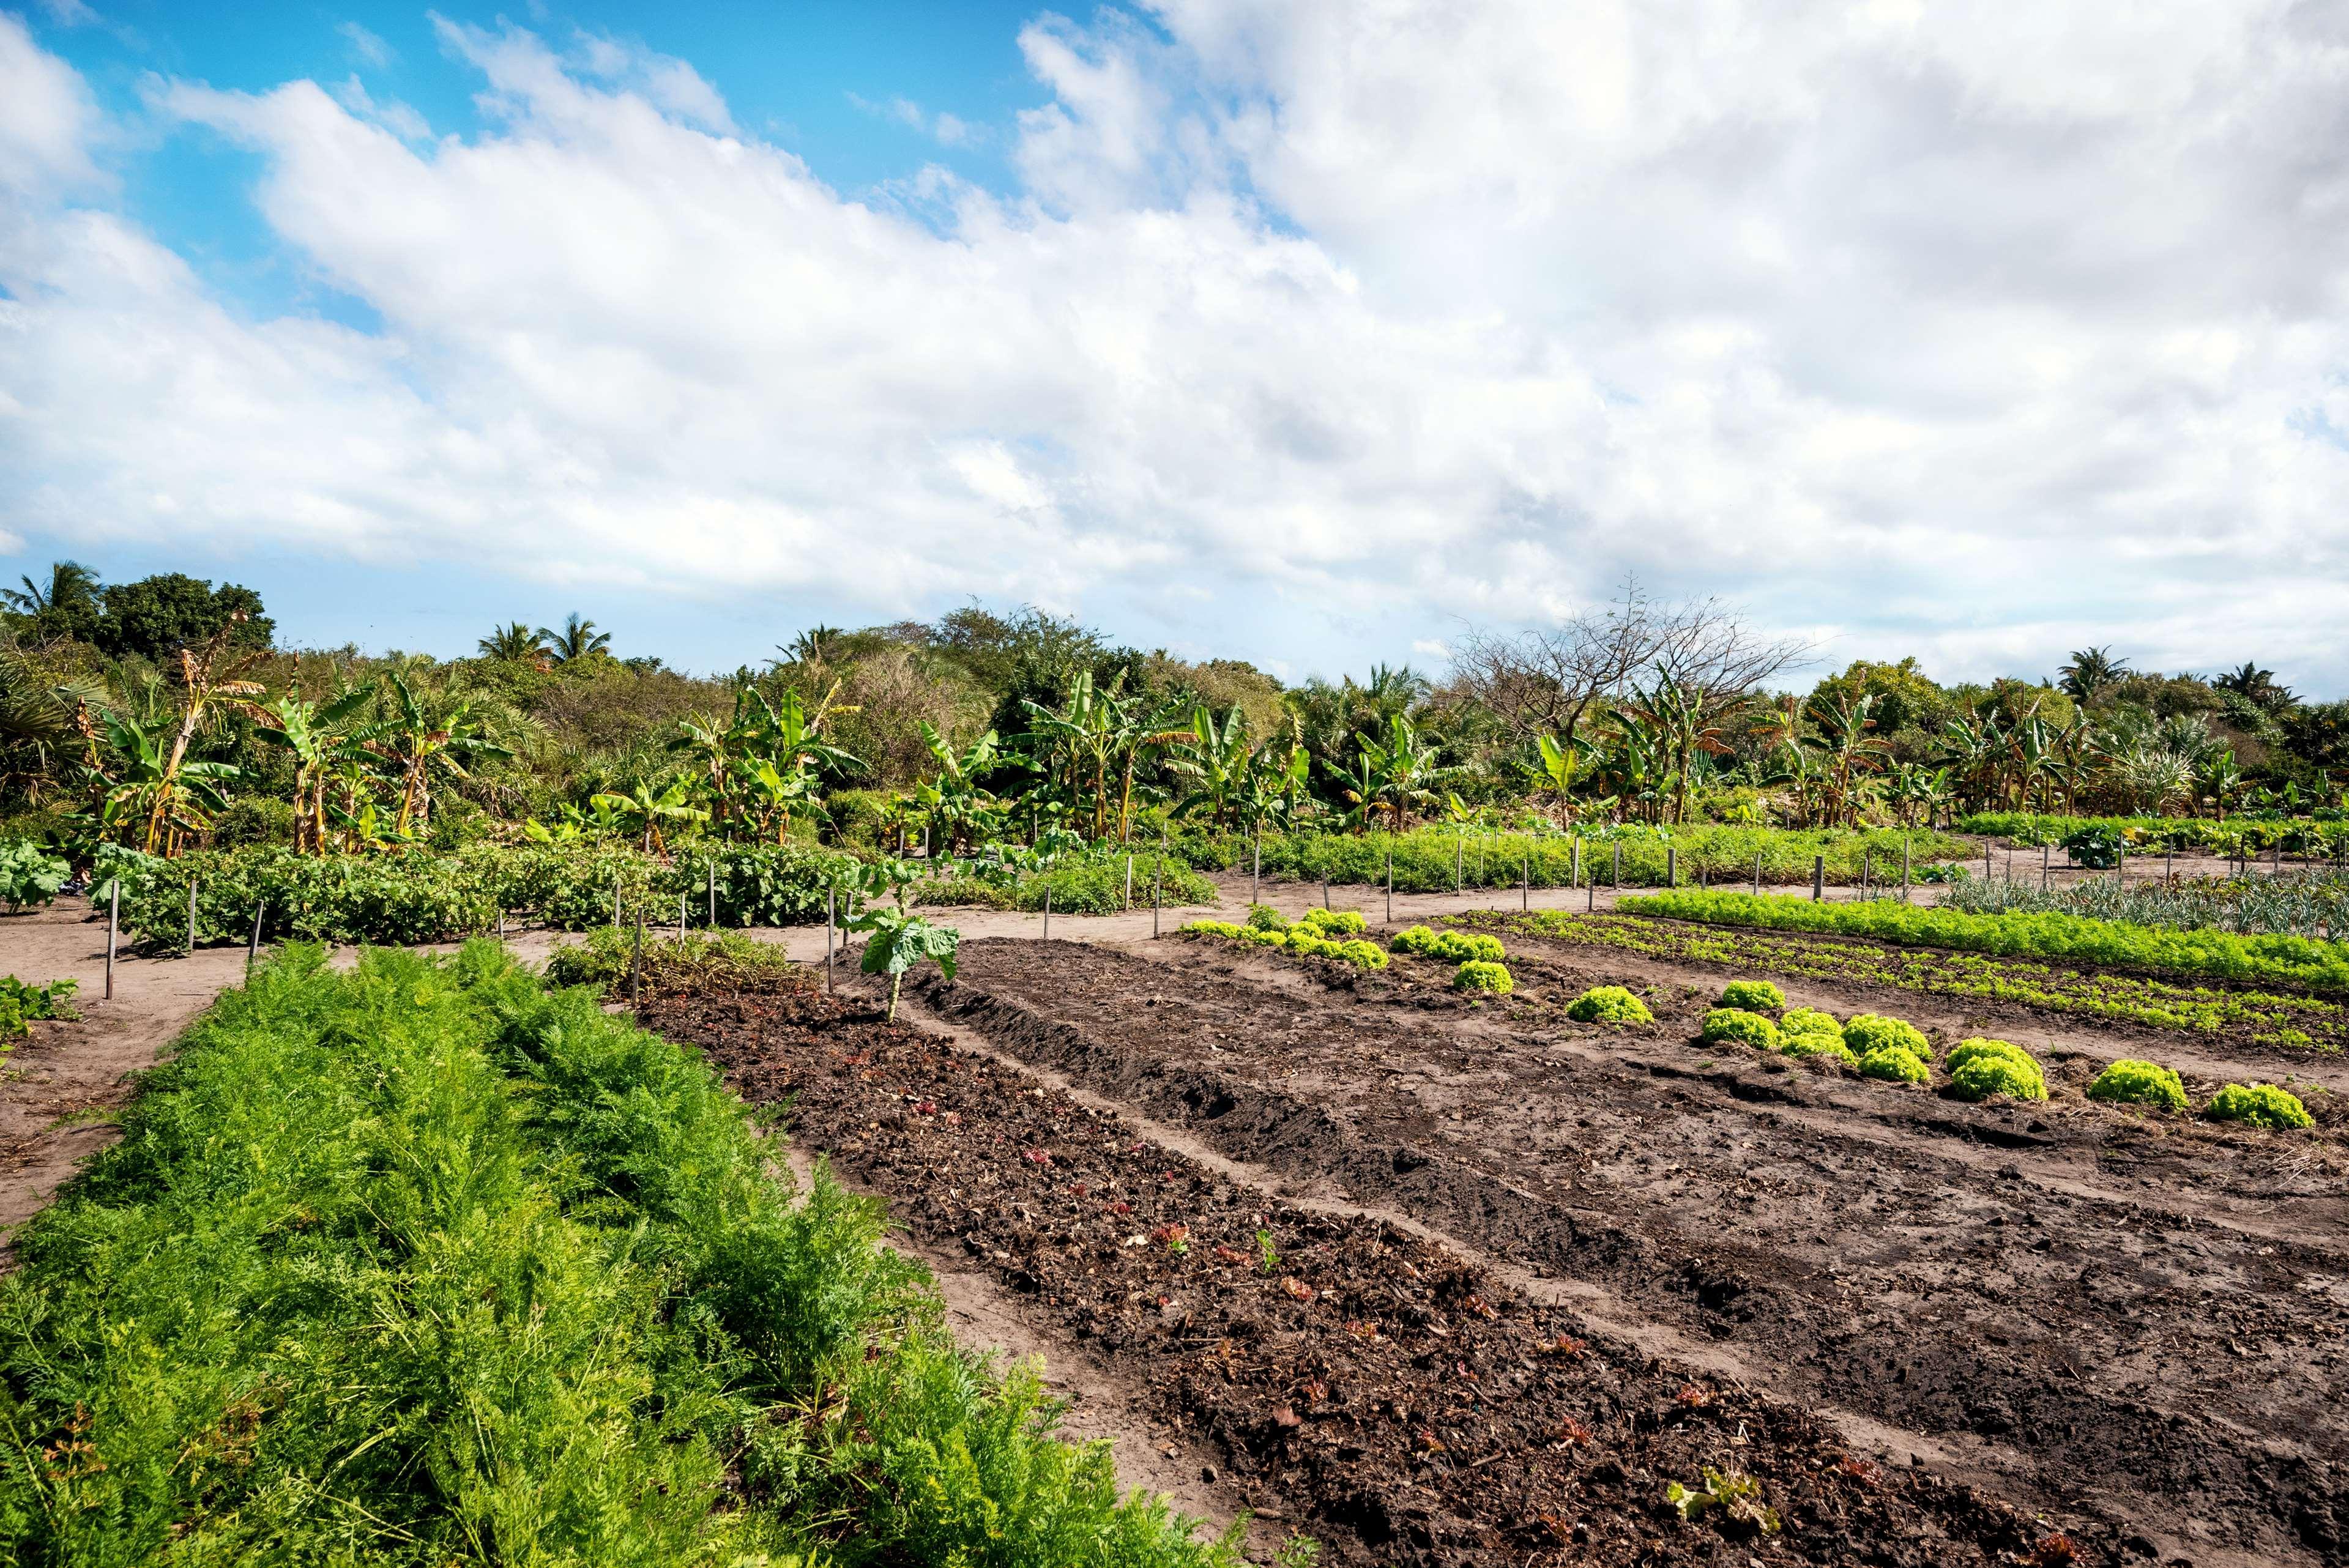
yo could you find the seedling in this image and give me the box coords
[1255,1228,1279,1274]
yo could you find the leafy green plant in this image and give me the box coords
[1948,1039,2047,1102]
[544,928,806,995]
[1289,932,1389,969]
[2205,1082,2314,1129]
[1255,1228,1278,1275]
[849,865,963,1022]
[2087,1058,2190,1113]
[1780,1031,1859,1065]
[1391,925,1506,964]
[0,945,1241,1566]
[1779,1005,1841,1039]
[0,841,68,912]
[1565,985,1652,1025]
[1245,904,1290,932]
[2061,823,2124,869]
[1859,1045,1930,1083]
[1699,1008,1781,1050]
[1453,960,1513,994]
[1295,908,1364,937]
[0,975,77,1042]
[1843,1013,1933,1061]
[1718,979,1785,1013]
[1617,889,2349,994]
[1271,1536,1323,1568]
[1665,1468,1779,1536]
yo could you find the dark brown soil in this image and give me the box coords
[885,938,2347,1568]
[645,979,2074,1567]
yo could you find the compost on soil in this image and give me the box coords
[642,959,2143,1568]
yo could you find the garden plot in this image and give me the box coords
[849,935,2348,1567]
[644,978,2062,1568]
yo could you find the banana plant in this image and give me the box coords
[252,684,376,855]
[591,776,710,853]
[1167,705,1254,827]
[912,722,1008,852]
[360,671,512,838]
[96,712,242,856]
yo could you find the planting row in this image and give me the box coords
[1591,979,2315,1129]
[1959,811,2349,857]
[1619,889,2349,992]
[1480,908,2348,1062]
[1180,910,1519,994]
[0,944,1243,1566]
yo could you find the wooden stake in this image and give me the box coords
[1812,855,1825,901]
[1666,847,1677,888]
[1385,844,1393,926]
[708,861,717,927]
[187,876,198,953]
[825,889,835,994]
[247,902,264,975]
[630,906,644,1005]
[1753,849,1762,895]
[1043,883,1052,942]
[106,880,119,1000]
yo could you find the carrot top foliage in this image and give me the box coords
[0,943,1241,1568]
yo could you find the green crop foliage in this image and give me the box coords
[0,944,1242,1567]
[1245,904,1290,931]
[1843,1013,1932,1060]
[923,849,1215,916]
[0,976,78,1043]
[1780,1031,1859,1065]
[1295,908,1364,937]
[2205,1082,2314,1129]
[1699,1008,1782,1051]
[1948,1047,2047,1102]
[1779,1006,1841,1039]
[1859,1045,1930,1083]
[2087,1058,2190,1113]
[1453,960,1513,994]
[1718,979,1785,1013]
[1482,908,2349,1057]
[1618,889,2349,994]
[1566,985,1652,1025]
[1292,934,1388,969]
[1390,925,1505,963]
[0,841,68,912]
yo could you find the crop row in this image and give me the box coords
[1957,811,2349,856]
[1475,910,2348,1056]
[1615,889,2349,993]
[0,943,1238,1565]
[1165,823,1969,891]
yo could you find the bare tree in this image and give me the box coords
[1450,578,1809,746]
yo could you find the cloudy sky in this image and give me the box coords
[4,1,2348,689]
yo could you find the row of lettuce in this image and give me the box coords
[1180,908,1517,994]
[0,942,1246,1566]
[1579,979,2315,1128]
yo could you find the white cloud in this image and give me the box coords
[3,6,2349,685]
[338,21,393,68]
[35,0,98,28]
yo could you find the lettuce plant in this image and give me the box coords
[2205,1082,2314,1129]
[1699,1008,1781,1051]
[1718,979,1785,1013]
[1566,985,1651,1025]
[2087,1058,2189,1113]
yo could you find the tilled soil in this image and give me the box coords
[644,979,2071,1567]
[895,937,2349,1568]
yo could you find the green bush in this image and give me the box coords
[1699,1008,1782,1051]
[1844,1013,1932,1061]
[1454,960,1513,994]
[0,944,1241,1566]
[1718,979,1785,1013]
[1245,904,1290,931]
[1391,925,1506,963]
[208,797,297,850]
[0,841,69,913]
[923,850,1215,916]
[1617,889,2349,994]
[1780,1031,1859,1065]
[2087,1058,2189,1113]
[2205,1082,2314,1129]
[1948,1041,2047,1102]
[1779,1006,1841,1039]
[1859,1046,1930,1083]
[1566,985,1653,1025]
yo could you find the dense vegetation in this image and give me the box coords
[1617,890,2349,992]
[0,943,1242,1566]
[7,566,2342,920]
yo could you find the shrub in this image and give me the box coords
[2086,1058,2189,1114]
[1454,960,1514,994]
[1566,985,1653,1025]
[1297,907,1365,937]
[1699,1008,1782,1051]
[0,841,69,912]
[1859,1046,1930,1084]
[1781,1032,1859,1065]
[1718,979,1785,1013]
[1390,924,1505,963]
[2205,1082,2314,1130]
[1780,1006,1841,1039]
[1949,1051,2047,1103]
[1246,904,1291,932]
[1844,1013,1933,1061]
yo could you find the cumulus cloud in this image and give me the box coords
[3,4,2349,683]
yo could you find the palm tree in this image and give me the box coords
[536,614,611,665]
[2058,645,2129,702]
[2213,661,2294,713]
[2,562,102,617]
[478,622,548,663]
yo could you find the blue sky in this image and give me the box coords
[6,1,2349,689]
